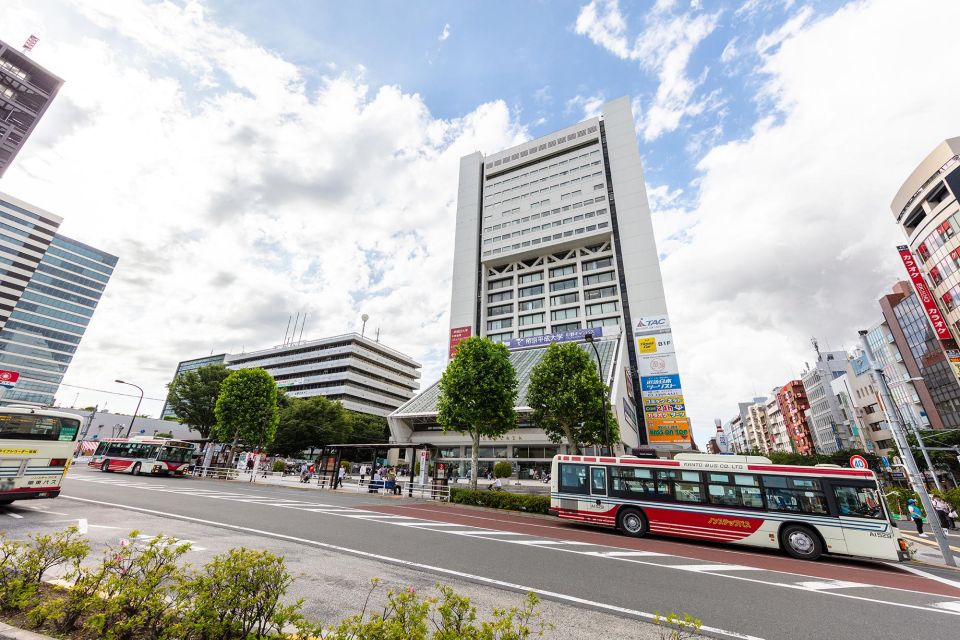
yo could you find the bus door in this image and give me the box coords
[826,479,898,561]
[582,465,610,519]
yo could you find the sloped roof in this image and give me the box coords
[391,338,620,417]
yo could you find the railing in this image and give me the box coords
[339,479,450,501]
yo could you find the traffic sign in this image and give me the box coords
[892,471,906,480]
[849,455,868,469]
[881,455,890,468]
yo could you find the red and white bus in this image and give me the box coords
[1,407,81,505]
[550,453,909,562]
[88,436,195,476]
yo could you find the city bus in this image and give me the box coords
[88,436,195,476]
[0,406,82,505]
[550,453,910,562]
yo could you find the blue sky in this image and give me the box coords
[2,0,959,447]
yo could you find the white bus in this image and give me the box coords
[0,407,82,505]
[550,452,910,562]
[88,436,195,476]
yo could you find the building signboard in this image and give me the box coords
[634,315,670,335]
[640,374,681,393]
[621,398,638,433]
[947,349,960,382]
[505,327,602,350]
[0,370,19,390]
[647,417,692,444]
[449,326,472,358]
[896,245,952,341]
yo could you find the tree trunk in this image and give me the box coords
[470,429,480,491]
[563,424,579,455]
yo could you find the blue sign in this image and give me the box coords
[849,354,870,376]
[881,455,890,468]
[640,374,681,392]
[505,327,603,350]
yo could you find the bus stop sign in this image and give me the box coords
[849,455,868,469]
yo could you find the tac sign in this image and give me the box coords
[849,455,868,470]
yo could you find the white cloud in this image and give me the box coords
[0,0,526,416]
[566,93,605,120]
[755,5,812,55]
[438,23,450,41]
[651,0,960,442]
[720,36,738,63]
[574,0,720,141]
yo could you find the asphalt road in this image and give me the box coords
[4,466,960,640]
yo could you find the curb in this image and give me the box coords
[0,622,55,640]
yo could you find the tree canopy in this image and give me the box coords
[437,336,517,489]
[526,342,618,454]
[272,395,350,457]
[213,368,279,450]
[165,364,231,439]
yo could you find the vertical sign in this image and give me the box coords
[449,326,472,358]
[633,314,690,447]
[896,245,952,340]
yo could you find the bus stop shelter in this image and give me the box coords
[315,443,440,495]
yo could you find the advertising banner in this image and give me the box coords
[946,349,960,384]
[449,326,472,358]
[504,327,602,350]
[634,315,670,335]
[0,370,19,390]
[621,398,638,432]
[640,374,681,393]
[897,245,952,340]
[647,418,692,444]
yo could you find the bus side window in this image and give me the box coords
[559,464,589,495]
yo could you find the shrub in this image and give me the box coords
[272,459,287,473]
[493,461,513,479]
[450,488,551,515]
[0,525,89,611]
[176,548,309,640]
[654,611,703,640]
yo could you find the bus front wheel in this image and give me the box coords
[100,460,111,473]
[618,508,649,538]
[780,524,823,561]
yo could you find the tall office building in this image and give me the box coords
[159,354,227,419]
[0,39,64,178]
[0,194,117,406]
[800,350,856,453]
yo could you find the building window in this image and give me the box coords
[550,292,579,306]
[488,278,513,291]
[551,307,579,321]
[549,278,578,292]
[487,318,512,331]
[519,299,544,311]
[550,264,576,278]
[519,313,545,326]
[587,316,620,328]
[519,327,546,337]
[552,321,581,332]
[487,304,513,317]
[582,257,613,272]
[487,332,512,344]
[584,285,617,300]
[518,284,544,298]
[586,301,619,316]
[583,271,615,286]
[488,291,512,303]
[518,272,543,284]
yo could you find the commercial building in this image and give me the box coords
[865,313,934,434]
[800,350,856,453]
[159,353,227,419]
[0,39,63,178]
[422,95,685,462]
[725,415,746,454]
[168,334,421,419]
[764,392,791,453]
[776,380,814,455]
[0,192,116,407]
[833,352,893,456]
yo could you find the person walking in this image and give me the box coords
[908,498,926,536]
[335,465,345,490]
[245,455,254,474]
[359,464,368,486]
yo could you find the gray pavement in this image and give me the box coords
[3,466,960,640]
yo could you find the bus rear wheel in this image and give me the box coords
[131,463,141,476]
[618,508,649,538]
[780,524,823,561]
[100,460,111,473]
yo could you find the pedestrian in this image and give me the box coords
[359,464,368,486]
[245,456,254,474]
[389,468,400,495]
[335,465,345,489]
[908,498,926,536]
[932,496,952,530]
[368,468,381,494]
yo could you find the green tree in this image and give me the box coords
[437,336,518,490]
[272,395,350,457]
[164,364,231,439]
[213,369,280,452]
[526,342,618,454]
[345,411,389,444]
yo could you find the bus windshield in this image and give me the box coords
[0,413,80,441]
[157,446,192,463]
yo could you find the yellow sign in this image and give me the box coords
[647,418,692,444]
[637,337,658,353]
[0,448,37,455]
[643,394,684,406]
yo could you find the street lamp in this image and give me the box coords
[584,332,611,455]
[886,375,943,492]
[116,379,144,438]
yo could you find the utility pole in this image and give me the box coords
[906,422,945,492]
[859,331,955,567]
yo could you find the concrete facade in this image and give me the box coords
[159,354,227,419]
[764,392,791,453]
[801,351,856,453]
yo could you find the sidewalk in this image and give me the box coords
[895,520,960,569]
[214,470,549,494]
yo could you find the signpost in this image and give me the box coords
[849,454,868,469]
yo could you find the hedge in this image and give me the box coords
[450,487,551,514]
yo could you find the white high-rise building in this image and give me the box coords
[390,97,688,469]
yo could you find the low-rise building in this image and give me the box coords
[764,392,792,453]
[776,380,814,455]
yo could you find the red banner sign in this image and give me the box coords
[897,245,952,340]
[448,326,472,358]
[0,369,20,390]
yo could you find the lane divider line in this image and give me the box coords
[58,495,766,640]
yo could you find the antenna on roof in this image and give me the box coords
[375,327,380,343]
[282,315,291,345]
[298,313,307,344]
[22,35,39,53]
[361,314,369,338]
[290,312,300,346]
[811,337,821,361]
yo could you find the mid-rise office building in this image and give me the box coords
[725,415,746,454]
[159,353,228,419]
[763,392,791,453]
[776,380,814,455]
[0,39,63,178]
[0,194,117,406]
[801,350,856,453]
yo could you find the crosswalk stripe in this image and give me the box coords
[933,601,960,612]
[675,564,762,572]
[795,580,866,590]
[587,550,667,557]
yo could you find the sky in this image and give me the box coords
[1,0,959,445]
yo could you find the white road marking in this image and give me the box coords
[933,601,960,612]
[676,564,763,572]
[587,550,667,557]
[453,530,530,537]
[77,518,88,534]
[890,562,960,590]
[57,496,766,640]
[514,540,596,546]
[5,512,23,518]
[795,580,868,590]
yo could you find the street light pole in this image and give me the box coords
[859,331,955,567]
[584,332,611,456]
[116,379,144,438]
[886,376,945,492]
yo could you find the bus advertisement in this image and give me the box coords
[550,452,910,562]
[88,436,195,476]
[0,407,81,505]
